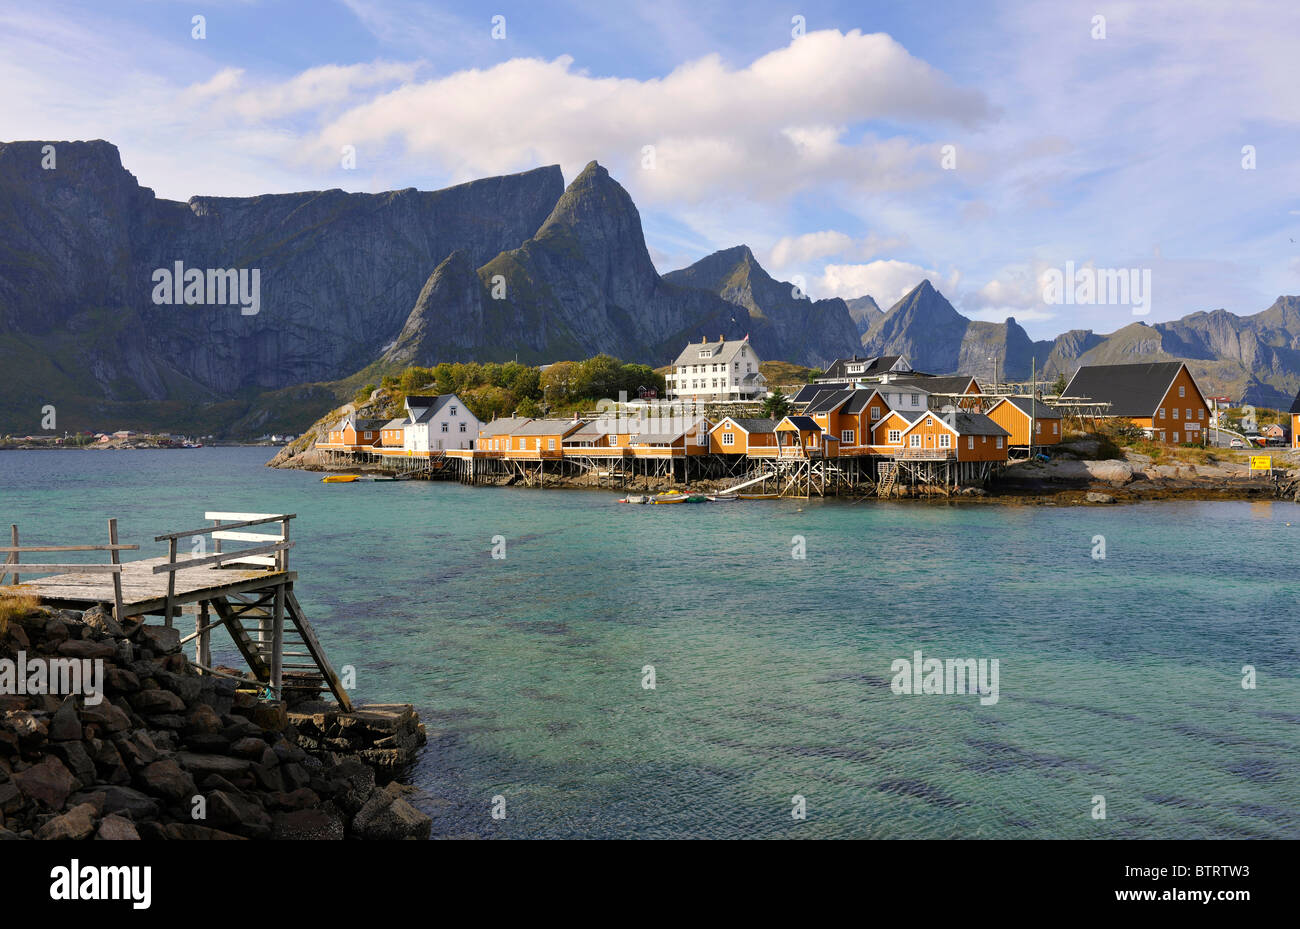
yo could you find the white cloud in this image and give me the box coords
[767,231,910,269]
[303,29,990,199]
[186,62,420,121]
[815,260,960,304]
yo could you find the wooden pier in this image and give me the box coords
[3,512,352,711]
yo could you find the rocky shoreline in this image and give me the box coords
[0,602,432,840]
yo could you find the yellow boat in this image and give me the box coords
[651,493,689,504]
[737,492,780,500]
[321,474,359,483]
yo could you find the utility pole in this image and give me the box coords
[1028,358,1035,461]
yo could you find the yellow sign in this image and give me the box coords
[1250,455,1272,471]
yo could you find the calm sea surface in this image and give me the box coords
[1,447,1297,838]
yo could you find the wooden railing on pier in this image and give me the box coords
[2,519,139,620]
[10,512,352,712]
[152,512,295,625]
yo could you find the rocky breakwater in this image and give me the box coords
[0,601,432,840]
[994,439,1299,504]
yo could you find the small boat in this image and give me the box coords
[619,494,650,504]
[321,474,359,483]
[737,493,780,500]
[686,495,708,503]
[651,493,689,504]
[707,494,738,502]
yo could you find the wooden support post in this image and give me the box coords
[271,583,284,693]
[196,600,211,669]
[165,537,177,627]
[108,518,124,622]
[3,525,16,585]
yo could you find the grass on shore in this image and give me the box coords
[0,590,40,636]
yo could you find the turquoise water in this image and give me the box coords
[2,447,1297,838]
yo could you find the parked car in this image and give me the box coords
[1229,439,1245,448]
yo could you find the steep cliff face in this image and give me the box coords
[662,245,860,367]
[0,140,564,430]
[861,280,970,372]
[845,295,883,336]
[381,162,755,367]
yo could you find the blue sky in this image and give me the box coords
[4,0,1298,338]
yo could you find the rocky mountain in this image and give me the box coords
[844,295,883,336]
[855,281,1300,406]
[661,245,860,368]
[0,140,564,432]
[0,143,855,433]
[381,162,759,368]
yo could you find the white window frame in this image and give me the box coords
[722,432,735,446]
[887,429,901,444]
[968,436,975,449]
[939,434,951,449]
[910,434,922,448]
[995,437,1003,449]
[841,429,854,445]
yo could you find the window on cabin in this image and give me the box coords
[871,406,880,420]
[968,436,975,449]
[1178,386,1185,397]
[441,423,449,432]
[1172,408,1179,420]
[841,429,854,445]
[1185,409,1192,421]
[460,423,466,432]
[996,437,1003,448]
[1035,422,1042,434]
[910,435,921,448]
[1198,409,1204,420]
[450,406,457,415]
[912,394,920,405]
[1053,422,1059,433]
[1159,408,1165,419]
[722,432,735,446]
[939,434,951,448]
[1173,432,1179,443]
[888,429,901,443]
[609,435,618,446]
[363,431,372,439]
[925,417,933,426]
[548,439,556,450]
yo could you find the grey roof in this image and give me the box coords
[382,418,409,430]
[563,422,609,440]
[782,415,821,431]
[352,418,386,431]
[479,417,534,436]
[670,336,759,368]
[998,396,1062,420]
[629,432,679,445]
[405,395,439,409]
[886,375,979,395]
[512,418,584,436]
[805,388,856,414]
[949,412,1010,436]
[821,355,909,380]
[790,384,841,405]
[1062,362,1191,417]
[721,417,777,434]
[843,389,883,415]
